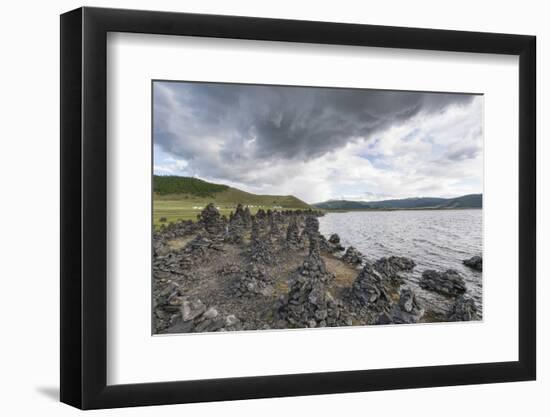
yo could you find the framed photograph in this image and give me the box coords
[60,7,536,409]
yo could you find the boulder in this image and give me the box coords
[420,269,467,297]
[463,256,482,272]
[342,246,364,266]
[388,287,424,324]
[373,256,415,285]
[448,295,480,321]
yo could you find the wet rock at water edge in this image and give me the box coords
[373,256,416,285]
[463,255,482,272]
[448,295,480,321]
[419,269,467,297]
[327,234,345,252]
[385,287,424,324]
[341,246,364,266]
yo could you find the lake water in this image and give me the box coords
[319,209,483,316]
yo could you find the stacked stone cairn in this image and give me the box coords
[276,230,348,328]
[231,263,274,298]
[225,203,247,244]
[248,217,275,264]
[267,210,284,240]
[242,206,252,227]
[198,203,226,237]
[348,263,393,315]
[327,234,345,252]
[285,216,302,249]
[341,246,364,266]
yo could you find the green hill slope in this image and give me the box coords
[153,175,313,226]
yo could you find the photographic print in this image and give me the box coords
[152,81,483,335]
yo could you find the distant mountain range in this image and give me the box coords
[313,194,482,210]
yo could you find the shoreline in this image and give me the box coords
[153,204,482,334]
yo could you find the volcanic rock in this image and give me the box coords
[463,256,482,272]
[448,295,480,321]
[342,246,364,266]
[198,203,226,236]
[420,269,467,297]
[373,256,416,285]
[386,287,424,324]
[349,263,393,312]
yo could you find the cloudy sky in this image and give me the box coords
[153,81,483,204]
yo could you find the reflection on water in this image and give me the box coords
[319,209,482,316]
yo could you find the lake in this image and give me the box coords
[318,209,483,316]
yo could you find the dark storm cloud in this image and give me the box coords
[153,81,474,164]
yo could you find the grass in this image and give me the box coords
[153,198,310,228]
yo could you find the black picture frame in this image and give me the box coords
[60,6,536,410]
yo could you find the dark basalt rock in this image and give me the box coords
[285,216,301,249]
[327,233,345,252]
[275,233,348,328]
[342,246,364,266]
[448,295,479,321]
[248,219,276,264]
[420,269,467,297]
[231,264,274,297]
[162,296,243,333]
[463,255,482,272]
[385,287,424,324]
[198,203,226,236]
[349,263,393,313]
[225,204,249,244]
[373,256,416,285]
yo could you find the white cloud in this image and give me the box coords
[153,82,483,203]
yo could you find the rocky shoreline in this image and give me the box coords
[153,204,482,334]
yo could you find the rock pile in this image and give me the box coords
[231,264,273,297]
[463,255,482,272]
[153,280,186,332]
[420,269,467,297]
[285,216,302,249]
[177,234,224,269]
[348,264,393,313]
[373,256,416,285]
[379,287,424,324]
[248,219,275,264]
[165,296,243,333]
[341,246,364,266]
[198,203,226,236]
[327,234,345,252]
[448,295,479,321]
[225,204,247,244]
[275,234,347,328]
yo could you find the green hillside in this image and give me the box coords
[153,175,313,226]
[314,194,482,211]
[154,175,229,196]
